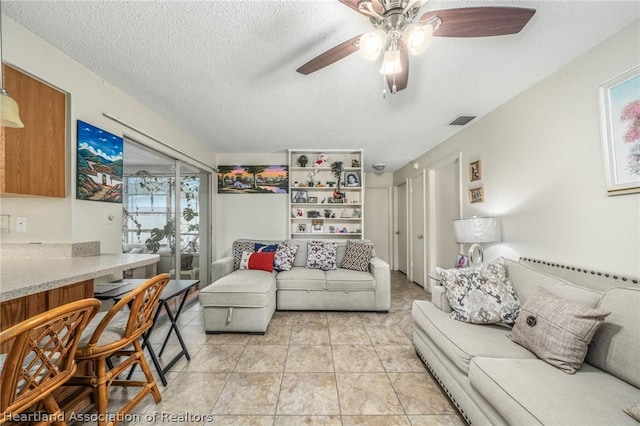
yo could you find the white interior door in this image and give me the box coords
[410,171,426,287]
[396,182,408,274]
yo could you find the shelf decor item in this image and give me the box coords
[599,65,640,195]
[331,161,344,191]
[297,154,308,167]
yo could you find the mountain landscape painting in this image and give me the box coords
[76,120,123,202]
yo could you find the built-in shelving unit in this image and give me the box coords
[288,149,364,239]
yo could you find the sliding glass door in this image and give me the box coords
[122,140,211,286]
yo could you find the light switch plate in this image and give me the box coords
[16,216,27,233]
[0,215,9,233]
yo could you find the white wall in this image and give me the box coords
[1,16,216,254]
[394,21,640,277]
[216,153,289,258]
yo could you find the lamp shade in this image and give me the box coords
[454,217,501,244]
[0,90,24,128]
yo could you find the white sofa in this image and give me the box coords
[199,238,391,333]
[412,258,640,425]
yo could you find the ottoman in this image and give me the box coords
[199,269,276,334]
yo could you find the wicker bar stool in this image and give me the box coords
[67,274,170,426]
[0,298,101,425]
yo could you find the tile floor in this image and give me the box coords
[78,272,465,426]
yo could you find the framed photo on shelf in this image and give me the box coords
[344,171,360,187]
[469,160,481,182]
[311,219,324,233]
[340,209,351,218]
[292,190,308,203]
[455,254,469,269]
[469,187,484,203]
[598,65,640,195]
[308,196,317,203]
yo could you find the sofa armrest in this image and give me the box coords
[369,257,391,311]
[212,256,234,282]
[431,285,452,313]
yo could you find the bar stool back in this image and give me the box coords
[0,298,101,425]
[68,273,170,426]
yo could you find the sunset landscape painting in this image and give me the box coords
[217,165,288,194]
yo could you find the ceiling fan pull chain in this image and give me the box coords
[382,73,387,98]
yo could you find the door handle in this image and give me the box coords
[395,231,400,235]
[417,234,424,239]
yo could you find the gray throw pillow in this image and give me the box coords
[437,258,521,325]
[340,240,373,272]
[509,288,610,374]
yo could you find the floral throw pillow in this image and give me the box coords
[341,240,373,272]
[306,241,338,271]
[274,244,299,271]
[437,258,521,325]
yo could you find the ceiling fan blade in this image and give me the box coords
[297,34,362,75]
[420,7,536,37]
[338,0,384,18]
[386,40,409,93]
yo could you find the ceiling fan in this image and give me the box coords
[296,0,536,94]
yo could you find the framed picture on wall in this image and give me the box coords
[469,160,482,182]
[344,172,360,187]
[598,65,640,195]
[469,187,484,203]
[76,120,123,203]
[455,254,469,268]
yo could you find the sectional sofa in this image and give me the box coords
[412,257,640,425]
[199,238,390,333]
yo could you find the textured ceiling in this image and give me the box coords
[3,1,639,172]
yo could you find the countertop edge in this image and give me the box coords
[1,254,160,302]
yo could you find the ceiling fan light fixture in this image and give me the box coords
[403,23,433,56]
[380,47,402,75]
[360,30,386,61]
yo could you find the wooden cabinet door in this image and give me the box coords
[1,64,66,197]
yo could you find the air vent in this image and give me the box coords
[449,115,476,126]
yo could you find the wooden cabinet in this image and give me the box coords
[1,64,66,197]
[288,149,364,239]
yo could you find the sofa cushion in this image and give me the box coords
[340,240,374,272]
[306,241,338,270]
[509,288,610,374]
[586,287,640,388]
[273,243,299,271]
[285,239,351,267]
[255,243,279,253]
[276,267,326,290]
[199,270,276,307]
[504,259,602,307]
[469,357,640,426]
[411,300,536,375]
[326,269,376,290]
[437,258,521,325]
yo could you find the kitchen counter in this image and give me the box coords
[0,253,159,302]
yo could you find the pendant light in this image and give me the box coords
[0,6,24,128]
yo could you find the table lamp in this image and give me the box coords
[454,217,501,266]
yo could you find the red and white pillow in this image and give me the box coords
[239,251,276,272]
